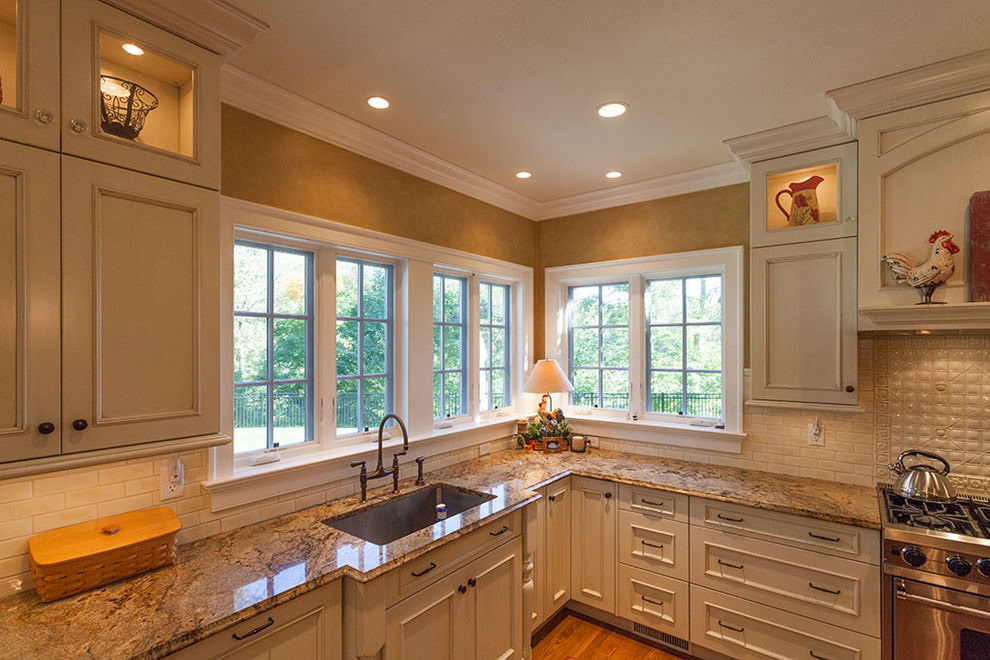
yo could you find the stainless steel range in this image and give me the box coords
[880,488,990,659]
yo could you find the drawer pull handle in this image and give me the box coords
[716,514,743,523]
[717,559,744,569]
[642,541,664,550]
[411,562,437,577]
[810,652,830,660]
[808,532,841,543]
[640,498,664,507]
[232,617,275,640]
[718,620,744,633]
[641,595,664,606]
[489,525,509,537]
[809,582,841,595]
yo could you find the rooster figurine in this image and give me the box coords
[881,230,960,304]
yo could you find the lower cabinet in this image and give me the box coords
[168,580,342,659]
[385,536,524,660]
[570,476,617,613]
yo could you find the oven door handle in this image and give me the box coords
[896,581,990,620]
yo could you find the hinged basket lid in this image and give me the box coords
[28,507,181,566]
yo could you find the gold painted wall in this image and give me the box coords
[536,184,750,362]
[221,105,537,267]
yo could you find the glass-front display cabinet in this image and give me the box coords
[0,0,60,150]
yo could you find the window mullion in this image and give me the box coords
[266,248,275,449]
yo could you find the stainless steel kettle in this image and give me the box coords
[888,449,957,502]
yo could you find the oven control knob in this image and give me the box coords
[900,545,926,567]
[946,555,973,577]
[977,558,990,577]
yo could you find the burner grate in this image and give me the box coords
[882,490,989,538]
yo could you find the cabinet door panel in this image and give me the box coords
[0,141,60,462]
[385,575,464,660]
[544,478,571,617]
[470,538,523,660]
[61,156,219,453]
[570,476,616,613]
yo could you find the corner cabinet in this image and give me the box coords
[748,142,860,407]
[570,476,617,613]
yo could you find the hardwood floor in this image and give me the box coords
[532,613,690,660]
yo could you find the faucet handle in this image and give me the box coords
[415,456,426,486]
[350,459,366,471]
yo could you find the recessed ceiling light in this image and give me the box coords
[597,102,628,118]
[367,96,390,109]
[121,43,145,56]
[515,171,532,179]
[605,171,623,179]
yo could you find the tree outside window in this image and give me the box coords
[567,283,629,409]
[480,282,511,411]
[433,273,467,418]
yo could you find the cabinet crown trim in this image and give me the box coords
[724,117,854,164]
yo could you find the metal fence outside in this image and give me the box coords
[571,391,721,418]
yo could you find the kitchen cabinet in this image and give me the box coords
[0,0,219,188]
[526,478,572,632]
[0,145,220,463]
[748,142,859,407]
[570,476,616,613]
[168,579,342,660]
[384,536,524,660]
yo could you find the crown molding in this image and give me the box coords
[827,48,990,124]
[533,162,748,220]
[104,0,268,56]
[724,116,854,164]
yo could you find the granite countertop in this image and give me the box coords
[0,447,880,659]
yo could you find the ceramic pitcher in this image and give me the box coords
[775,175,824,226]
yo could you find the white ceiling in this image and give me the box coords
[223,0,990,211]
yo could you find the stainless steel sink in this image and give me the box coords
[322,484,495,545]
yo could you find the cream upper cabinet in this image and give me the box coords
[0,0,60,151]
[570,476,616,613]
[60,156,219,454]
[0,140,60,462]
[61,0,220,189]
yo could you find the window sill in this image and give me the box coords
[204,418,517,511]
[567,414,745,454]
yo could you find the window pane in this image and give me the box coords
[480,282,491,324]
[444,372,463,416]
[686,325,721,371]
[688,372,723,418]
[686,276,722,323]
[572,328,599,368]
[273,318,306,380]
[273,382,307,446]
[444,277,463,323]
[601,370,628,409]
[363,264,388,319]
[480,371,492,410]
[443,325,462,369]
[363,321,387,374]
[480,326,492,368]
[650,371,684,413]
[602,284,629,325]
[336,320,358,376]
[433,325,442,371]
[491,328,505,368]
[234,316,267,382]
[570,286,599,326]
[433,373,443,417]
[362,377,387,426]
[336,259,359,318]
[336,379,358,433]
[489,368,506,409]
[432,276,443,322]
[273,251,306,315]
[233,385,267,451]
[647,279,682,324]
[234,244,267,313]
[572,369,599,407]
[491,284,506,324]
[650,326,682,369]
[601,328,628,368]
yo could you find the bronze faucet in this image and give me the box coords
[350,414,409,501]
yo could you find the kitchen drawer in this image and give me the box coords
[386,511,520,606]
[690,585,881,660]
[690,497,880,564]
[617,564,689,641]
[690,526,881,636]
[619,484,689,522]
[618,509,688,580]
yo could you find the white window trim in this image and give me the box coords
[212,197,533,508]
[544,246,745,453]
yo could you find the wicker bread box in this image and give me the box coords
[28,507,181,602]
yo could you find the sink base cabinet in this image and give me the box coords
[167,580,342,660]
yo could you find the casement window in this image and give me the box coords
[335,257,394,434]
[433,273,468,419]
[233,240,314,453]
[479,281,511,411]
[546,247,743,441]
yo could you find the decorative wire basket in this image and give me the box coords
[99,75,160,140]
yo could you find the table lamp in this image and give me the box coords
[522,359,573,413]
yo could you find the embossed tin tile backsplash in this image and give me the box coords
[874,334,990,493]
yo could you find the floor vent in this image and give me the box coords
[632,623,690,651]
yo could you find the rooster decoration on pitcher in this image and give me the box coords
[881,230,960,304]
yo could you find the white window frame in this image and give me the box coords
[545,246,744,452]
[211,198,532,509]
[478,279,512,414]
[432,270,470,422]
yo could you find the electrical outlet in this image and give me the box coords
[807,422,825,447]
[160,457,185,501]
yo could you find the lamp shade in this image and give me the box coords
[523,359,573,394]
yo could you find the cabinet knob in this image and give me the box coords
[34,108,55,125]
[845,385,855,393]
[71,419,89,431]
[468,578,477,587]
[458,584,467,594]
[604,492,612,499]
[38,422,56,435]
[548,495,556,502]
[69,119,88,133]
